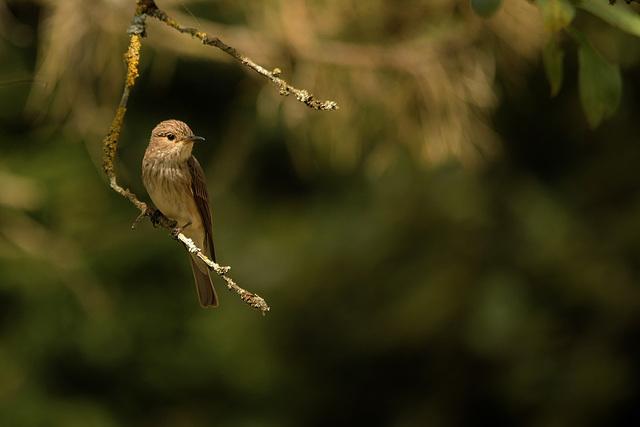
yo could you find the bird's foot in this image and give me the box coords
[171,221,192,239]
[148,208,167,228]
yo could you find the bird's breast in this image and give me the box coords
[142,157,199,227]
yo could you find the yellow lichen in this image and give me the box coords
[102,106,127,176]
[165,17,180,30]
[124,34,141,87]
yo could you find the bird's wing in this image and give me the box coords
[187,155,216,262]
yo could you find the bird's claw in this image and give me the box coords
[149,209,165,228]
[171,221,192,239]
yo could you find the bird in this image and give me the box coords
[142,119,218,307]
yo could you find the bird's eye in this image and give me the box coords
[166,134,176,141]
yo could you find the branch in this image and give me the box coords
[101,10,145,209]
[101,0,277,314]
[142,0,338,111]
[175,233,270,313]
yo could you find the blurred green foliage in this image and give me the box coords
[2,0,640,426]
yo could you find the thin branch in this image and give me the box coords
[176,234,270,313]
[140,0,339,111]
[101,0,277,314]
[102,9,145,211]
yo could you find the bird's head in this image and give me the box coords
[149,119,205,159]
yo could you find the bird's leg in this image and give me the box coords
[133,207,177,230]
[171,221,192,240]
[149,208,164,228]
[146,208,176,229]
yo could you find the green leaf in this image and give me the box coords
[570,29,622,129]
[535,0,576,32]
[542,39,565,97]
[580,0,640,37]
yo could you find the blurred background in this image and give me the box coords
[2,0,640,425]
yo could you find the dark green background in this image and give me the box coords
[1,1,640,426]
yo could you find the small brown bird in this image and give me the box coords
[142,119,218,307]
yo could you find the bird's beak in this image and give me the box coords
[183,135,205,143]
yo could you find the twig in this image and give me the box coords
[102,9,145,211]
[100,0,281,314]
[176,233,270,314]
[140,0,339,111]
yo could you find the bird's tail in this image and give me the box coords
[189,253,219,307]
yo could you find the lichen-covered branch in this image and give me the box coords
[139,0,339,111]
[176,234,270,314]
[102,8,146,212]
[101,0,276,314]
